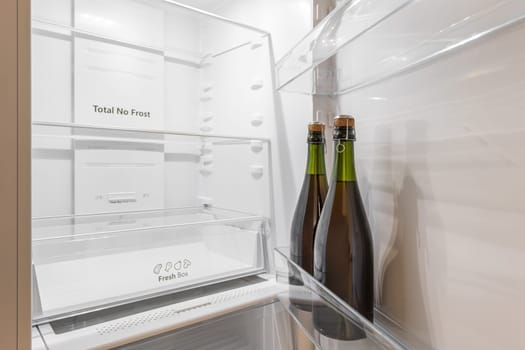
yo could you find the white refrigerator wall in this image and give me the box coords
[31,0,279,219]
[207,0,314,248]
[339,9,525,350]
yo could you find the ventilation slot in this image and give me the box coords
[95,284,276,337]
[96,302,211,336]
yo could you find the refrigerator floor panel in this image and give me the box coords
[115,302,294,350]
[38,275,286,350]
[49,275,267,334]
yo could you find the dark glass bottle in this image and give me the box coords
[290,121,328,277]
[313,115,374,340]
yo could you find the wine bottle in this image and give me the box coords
[313,115,373,340]
[288,122,328,350]
[290,121,328,276]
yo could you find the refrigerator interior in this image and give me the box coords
[31,0,276,325]
[30,0,413,349]
[30,0,525,349]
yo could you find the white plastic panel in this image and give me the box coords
[116,300,293,350]
[74,37,165,129]
[164,62,200,133]
[201,141,272,217]
[38,279,288,350]
[74,142,165,214]
[32,327,47,350]
[198,35,273,139]
[31,31,72,123]
[75,0,165,48]
[32,0,71,26]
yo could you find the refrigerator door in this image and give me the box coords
[276,0,525,349]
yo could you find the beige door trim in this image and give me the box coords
[0,0,31,349]
[18,0,31,348]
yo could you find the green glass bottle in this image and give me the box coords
[290,121,328,276]
[313,115,373,340]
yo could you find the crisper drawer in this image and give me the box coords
[32,207,267,322]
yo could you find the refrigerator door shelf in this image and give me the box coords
[276,0,525,95]
[274,247,409,350]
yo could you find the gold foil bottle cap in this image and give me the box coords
[308,121,326,132]
[333,115,355,128]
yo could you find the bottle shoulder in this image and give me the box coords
[316,181,371,235]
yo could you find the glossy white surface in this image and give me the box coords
[32,327,47,350]
[39,278,287,350]
[206,0,314,249]
[340,12,525,350]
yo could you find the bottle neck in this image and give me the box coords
[334,140,356,182]
[306,142,326,175]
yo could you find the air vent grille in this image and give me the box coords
[96,284,275,336]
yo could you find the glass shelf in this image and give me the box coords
[276,0,525,95]
[32,121,271,143]
[274,247,409,350]
[32,0,268,67]
[32,207,267,323]
[33,207,265,243]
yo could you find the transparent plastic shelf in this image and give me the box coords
[32,0,268,67]
[33,207,265,243]
[32,121,270,144]
[276,0,525,95]
[32,208,267,323]
[274,247,409,350]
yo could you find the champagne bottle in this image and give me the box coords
[288,122,328,350]
[313,115,373,340]
[290,121,328,276]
